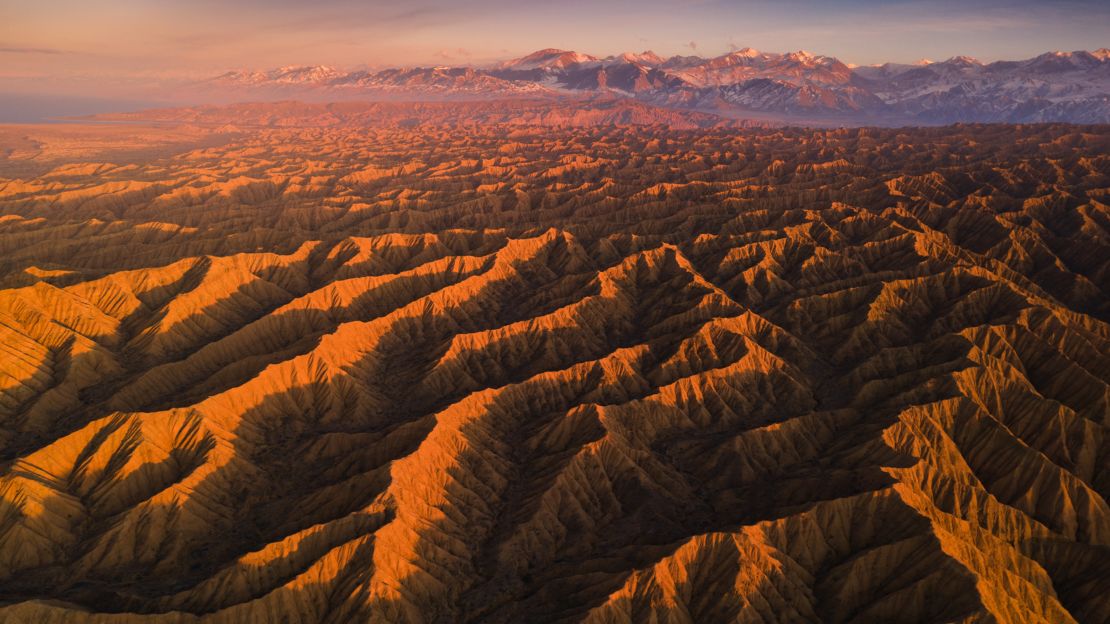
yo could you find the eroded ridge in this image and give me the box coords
[0,115,1108,623]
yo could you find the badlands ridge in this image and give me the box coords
[0,102,1108,622]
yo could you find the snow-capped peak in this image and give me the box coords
[787,50,817,61]
[729,47,762,58]
[500,49,599,70]
[616,50,665,66]
[269,65,343,84]
[943,55,982,66]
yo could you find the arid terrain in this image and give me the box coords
[0,103,1108,623]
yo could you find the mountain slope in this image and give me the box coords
[205,48,1110,124]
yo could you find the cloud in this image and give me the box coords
[0,46,66,54]
[685,41,698,51]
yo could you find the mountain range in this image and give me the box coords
[209,47,1110,125]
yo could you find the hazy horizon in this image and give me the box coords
[3,0,1108,105]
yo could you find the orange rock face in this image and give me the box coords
[0,105,1107,623]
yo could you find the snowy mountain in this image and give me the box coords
[212,65,546,96]
[213,65,345,87]
[853,50,1110,123]
[207,48,1110,124]
[610,51,666,67]
[497,48,600,71]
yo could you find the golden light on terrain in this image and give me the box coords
[0,101,1106,622]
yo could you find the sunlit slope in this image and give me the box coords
[0,115,1107,623]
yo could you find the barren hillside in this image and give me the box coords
[0,106,1108,623]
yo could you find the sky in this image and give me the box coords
[1,0,1108,100]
